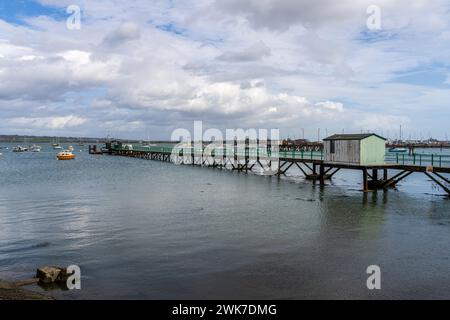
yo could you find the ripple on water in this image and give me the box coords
[0,143,449,299]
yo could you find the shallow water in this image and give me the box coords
[0,143,449,299]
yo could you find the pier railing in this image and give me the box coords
[385,152,450,167]
[115,145,326,160]
[110,144,450,168]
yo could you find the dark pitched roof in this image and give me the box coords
[323,133,386,141]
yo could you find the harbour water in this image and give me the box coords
[0,143,449,299]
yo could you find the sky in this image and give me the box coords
[0,0,450,140]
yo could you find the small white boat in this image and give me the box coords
[53,144,63,150]
[13,146,28,152]
[388,147,407,153]
[30,145,42,152]
[68,146,74,151]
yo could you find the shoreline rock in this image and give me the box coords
[36,266,70,284]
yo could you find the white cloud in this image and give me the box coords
[103,22,141,46]
[10,115,87,130]
[315,101,344,112]
[215,0,366,31]
[0,0,449,139]
[217,41,271,62]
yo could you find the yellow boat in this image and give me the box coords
[57,150,76,160]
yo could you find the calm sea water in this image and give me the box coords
[0,143,449,299]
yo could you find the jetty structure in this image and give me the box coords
[282,138,450,154]
[95,133,450,196]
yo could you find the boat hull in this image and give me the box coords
[388,148,407,153]
[57,155,76,160]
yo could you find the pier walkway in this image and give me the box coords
[96,142,450,196]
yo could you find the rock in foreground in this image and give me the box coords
[36,266,70,284]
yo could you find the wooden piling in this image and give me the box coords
[363,169,369,192]
[320,165,325,186]
[372,169,378,182]
[191,141,194,165]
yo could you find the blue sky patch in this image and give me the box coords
[0,0,66,25]
[355,30,398,44]
[390,65,450,88]
[155,22,185,35]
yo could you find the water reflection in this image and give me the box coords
[0,143,449,299]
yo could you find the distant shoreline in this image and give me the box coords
[0,134,107,144]
[0,134,170,144]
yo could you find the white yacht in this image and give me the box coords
[13,146,28,152]
[30,145,42,152]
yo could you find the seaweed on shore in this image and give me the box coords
[0,279,53,300]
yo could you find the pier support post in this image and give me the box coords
[191,141,194,166]
[222,139,226,169]
[256,138,260,164]
[319,165,325,186]
[201,151,205,166]
[363,169,369,192]
[372,169,378,182]
[234,138,238,170]
[245,138,249,173]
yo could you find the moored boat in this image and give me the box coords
[141,143,157,148]
[13,146,28,152]
[388,147,407,153]
[30,145,42,152]
[57,150,76,160]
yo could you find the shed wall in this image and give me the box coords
[324,139,360,164]
[360,136,386,165]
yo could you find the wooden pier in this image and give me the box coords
[96,141,450,196]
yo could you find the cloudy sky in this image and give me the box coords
[0,0,450,140]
